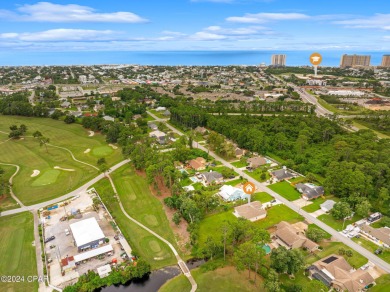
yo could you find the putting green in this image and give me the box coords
[92,146,113,157]
[148,240,162,253]
[144,214,158,226]
[31,169,60,186]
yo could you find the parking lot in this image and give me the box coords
[42,190,129,288]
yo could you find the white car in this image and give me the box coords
[65,229,70,236]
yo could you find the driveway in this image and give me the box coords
[312,209,326,218]
[293,198,312,208]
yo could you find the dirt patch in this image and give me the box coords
[135,169,147,178]
[88,131,95,137]
[84,148,91,154]
[149,175,191,254]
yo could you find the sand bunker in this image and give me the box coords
[88,131,95,137]
[31,170,40,177]
[84,148,91,154]
[109,144,118,150]
[54,166,75,172]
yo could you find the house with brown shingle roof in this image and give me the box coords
[233,201,267,222]
[308,255,374,292]
[274,221,318,252]
[247,156,267,169]
[360,225,390,248]
[188,157,206,171]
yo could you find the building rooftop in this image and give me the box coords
[69,217,105,248]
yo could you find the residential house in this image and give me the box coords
[155,106,166,112]
[61,101,71,108]
[233,201,267,222]
[235,148,245,158]
[274,221,319,252]
[360,225,390,248]
[103,115,115,122]
[163,110,171,116]
[195,126,208,135]
[70,111,83,118]
[320,200,336,212]
[219,185,249,202]
[201,171,223,186]
[147,122,158,131]
[188,157,206,171]
[149,130,166,145]
[133,114,142,120]
[270,167,295,182]
[295,183,325,200]
[307,255,374,292]
[247,156,267,169]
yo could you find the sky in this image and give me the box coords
[0,0,389,52]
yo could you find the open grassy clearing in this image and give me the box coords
[0,212,38,292]
[231,160,247,168]
[352,237,390,264]
[224,178,245,186]
[352,120,390,139]
[0,116,123,166]
[93,177,176,269]
[0,116,123,205]
[198,204,303,248]
[268,181,301,201]
[317,213,363,231]
[252,192,273,203]
[110,165,178,246]
[160,266,259,292]
[244,168,271,182]
[0,164,19,211]
[370,274,390,291]
[0,139,96,205]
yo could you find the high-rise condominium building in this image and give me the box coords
[271,54,286,66]
[381,55,390,67]
[340,54,371,68]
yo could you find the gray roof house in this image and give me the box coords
[270,168,294,181]
[201,171,223,186]
[296,183,325,200]
[61,101,71,108]
[148,122,158,130]
[320,200,336,212]
[103,115,115,122]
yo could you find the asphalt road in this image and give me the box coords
[148,111,390,274]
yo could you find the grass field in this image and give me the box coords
[306,241,368,268]
[0,116,123,205]
[268,181,301,201]
[231,160,247,168]
[198,204,303,247]
[225,178,245,186]
[0,164,19,211]
[352,120,390,139]
[252,192,273,203]
[160,266,259,292]
[244,169,270,182]
[352,237,390,264]
[370,274,390,291]
[317,213,363,231]
[93,165,179,269]
[0,212,38,292]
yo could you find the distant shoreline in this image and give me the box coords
[0,50,387,67]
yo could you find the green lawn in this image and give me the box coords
[93,177,177,269]
[302,195,339,213]
[252,192,274,203]
[307,224,331,239]
[370,274,390,291]
[280,269,325,291]
[371,218,389,228]
[0,116,123,205]
[231,160,247,168]
[225,178,245,186]
[352,237,390,264]
[244,169,270,182]
[198,204,303,247]
[160,266,259,292]
[268,181,301,201]
[179,177,193,187]
[317,213,363,231]
[0,164,19,211]
[0,212,38,292]
[306,241,368,269]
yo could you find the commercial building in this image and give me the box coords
[69,217,106,251]
[340,54,371,68]
[381,55,390,67]
[271,54,286,67]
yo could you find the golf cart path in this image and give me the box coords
[106,173,198,292]
[0,162,25,207]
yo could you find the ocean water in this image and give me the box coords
[0,50,387,67]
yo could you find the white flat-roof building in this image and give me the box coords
[70,217,105,251]
[97,264,112,278]
[73,244,113,263]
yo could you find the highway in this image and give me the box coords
[148,111,390,274]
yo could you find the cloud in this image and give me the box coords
[227,12,310,23]
[334,14,390,30]
[0,29,119,42]
[190,32,227,40]
[0,2,147,23]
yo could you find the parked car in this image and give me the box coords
[375,248,383,255]
[44,236,55,243]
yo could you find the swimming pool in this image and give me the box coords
[262,244,271,255]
